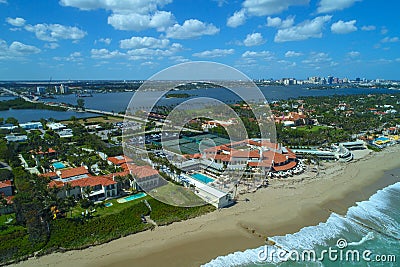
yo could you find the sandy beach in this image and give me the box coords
[11,145,400,267]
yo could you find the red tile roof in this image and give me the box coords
[231,150,260,158]
[107,155,133,166]
[49,180,64,188]
[40,172,58,178]
[0,180,12,189]
[248,160,272,167]
[49,175,117,189]
[31,148,57,155]
[59,166,89,179]
[127,163,159,179]
[272,161,297,171]
[69,176,117,188]
[272,152,289,164]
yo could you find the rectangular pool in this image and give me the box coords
[117,192,147,203]
[52,162,66,169]
[191,173,214,184]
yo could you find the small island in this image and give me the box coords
[165,93,191,99]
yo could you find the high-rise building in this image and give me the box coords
[36,86,46,94]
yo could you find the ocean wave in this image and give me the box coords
[203,182,400,267]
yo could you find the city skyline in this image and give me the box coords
[0,0,399,80]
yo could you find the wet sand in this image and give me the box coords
[11,145,400,267]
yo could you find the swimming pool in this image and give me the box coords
[117,192,147,203]
[52,162,66,169]
[375,137,390,142]
[104,202,113,207]
[191,173,214,184]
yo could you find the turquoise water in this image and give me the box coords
[204,182,400,267]
[375,137,390,142]
[124,192,147,202]
[52,162,65,169]
[104,202,113,207]
[192,173,214,184]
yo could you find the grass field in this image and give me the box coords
[295,125,329,132]
[61,115,123,124]
[149,183,206,207]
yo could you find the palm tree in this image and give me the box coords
[83,186,93,199]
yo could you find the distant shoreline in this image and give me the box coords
[11,145,400,267]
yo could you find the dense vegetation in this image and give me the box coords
[0,98,66,112]
[148,199,215,226]
[165,93,191,98]
[43,201,151,251]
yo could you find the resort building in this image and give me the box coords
[19,122,43,130]
[339,140,366,150]
[197,139,299,176]
[291,145,353,162]
[181,174,232,208]
[49,176,118,201]
[107,155,133,166]
[4,135,27,142]
[107,155,162,191]
[127,163,161,191]
[57,166,90,182]
[47,122,67,131]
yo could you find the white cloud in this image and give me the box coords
[54,51,83,62]
[0,39,41,60]
[227,10,247,28]
[97,38,112,45]
[213,0,228,7]
[285,50,302,57]
[0,0,7,4]
[266,16,294,28]
[24,23,87,42]
[126,43,183,60]
[242,50,274,61]
[243,33,265,46]
[108,11,175,31]
[60,0,175,32]
[381,37,399,43]
[91,49,125,59]
[243,0,309,16]
[169,55,189,63]
[166,19,219,39]
[347,51,360,58]
[44,43,60,49]
[120,36,169,49]
[302,52,337,68]
[192,49,234,58]
[317,0,361,13]
[6,17,26,27]
[381,27,388,35]
[141,61,158,67]
[228,0,308,27]
[274,15,331,42]
[331,20,357,34]
[361,25,375,31]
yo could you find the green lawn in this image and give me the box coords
[295,125,329,132]
[70,195,151,218]
[149,183,206,207]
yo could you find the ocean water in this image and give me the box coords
[204,182,400,267]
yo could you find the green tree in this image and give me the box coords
[5,117,19,126]
[77,98,85,110]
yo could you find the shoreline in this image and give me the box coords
[11,145,400,267]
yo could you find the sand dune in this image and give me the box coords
[12,145,400,267]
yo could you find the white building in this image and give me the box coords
[183,175,232,208]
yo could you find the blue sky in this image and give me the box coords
[0,0,399,80]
